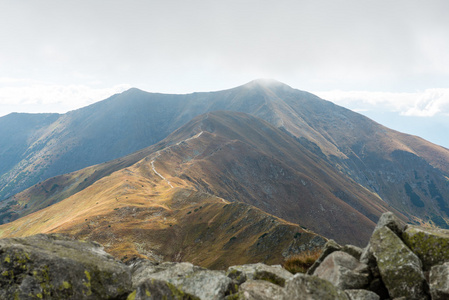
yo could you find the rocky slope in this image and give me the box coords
[2,212,449,299]
[1,80,448,232]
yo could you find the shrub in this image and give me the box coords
[283,248,322,274]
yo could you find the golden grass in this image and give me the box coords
[283,248,322,274]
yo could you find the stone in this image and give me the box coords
[129,278,200,299]
[341,244,363,261]
[306,239,342,275]
[429,262,449,300]
[345,289,380,300]
[367,278,389,300]
[403,225,449,270]
[283,273,349,300]
[237,279,285,300]
[313,251,370,290]
[227,263,293,287]
[0,234,132,300]
[132,261,234,300]
[374,212,405,237]
[369,226,428,300]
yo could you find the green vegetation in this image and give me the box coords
[404,183,425,208]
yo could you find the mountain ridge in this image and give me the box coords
[1,80,449,237]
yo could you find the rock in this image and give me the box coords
[132,261,234,300]
[237,279,285,300]
[369,226,428,300]
[429,262,449,300]
[402,225,449,270]
[306,239,342,275]
[0,234,132,300]
[345,289,380,300]
[313,251,370,290]
[367,278,390,300]
[226,263,292,287]
[129,278,200,299]
[283,273,349,299]
[374,212,405,237]
[341,245,363,261]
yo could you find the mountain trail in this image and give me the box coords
[151,131,204,189]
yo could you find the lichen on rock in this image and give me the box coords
[403,225,449,270]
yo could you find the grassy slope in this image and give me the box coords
[0,146,325,269]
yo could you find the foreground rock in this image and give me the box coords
[0,234,132,299]
[313,251,370,290]
[3,211,449,299]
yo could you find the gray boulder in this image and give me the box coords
[306,239,342,275]
[129,278,200,299]
[403,225,449,270]
[341,245,363,261]
[131,261,233,300]
[312,251,370,290]
[374,212,405,237]
[429,262,449,300]
[369,226,428,300]
[227,263,293,287]
[283,273,349,300]
[0,234,132,300]
[345,289,380,300]
[237,279,285,300]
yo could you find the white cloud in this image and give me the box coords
[0,81,131,116]
[315,89,449,117]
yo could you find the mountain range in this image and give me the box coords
[0,79,448,262]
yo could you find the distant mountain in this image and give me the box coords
[1,79,449,239]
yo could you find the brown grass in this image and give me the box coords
[283,248,322,274]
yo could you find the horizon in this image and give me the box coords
[1,80,448,149]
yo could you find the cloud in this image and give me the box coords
[0,81,131,116]
[315,89,449,117]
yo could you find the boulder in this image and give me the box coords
[0,234,132,300]
[128,278,199,299]
[345,289,380,300]
[341,245,363,261]
[369,226,428,300]
[429,262,449,300]
[403,225,449,270]
[306,239,341,275]
[312,251,370,290]
[283,273,349,300]
[237,279,285,300]
[131,261,234,300]
[227,263,292,287]
[374,212,405,237]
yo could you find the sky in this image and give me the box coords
[1,1,448,148]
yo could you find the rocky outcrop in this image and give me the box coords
[2,212,449,299]
[0,234,132,299]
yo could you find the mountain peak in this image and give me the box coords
[243,78,292,89]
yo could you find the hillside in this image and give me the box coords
[0,111,404,248]
[0,114,333,268]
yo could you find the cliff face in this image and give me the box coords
[2,212,449,299]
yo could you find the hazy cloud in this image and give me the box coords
[315,89,449,117]
[0,81,131,116]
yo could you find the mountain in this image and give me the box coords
[0,111,404,248]
[0,113,336,268]
[1,79,449,241]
